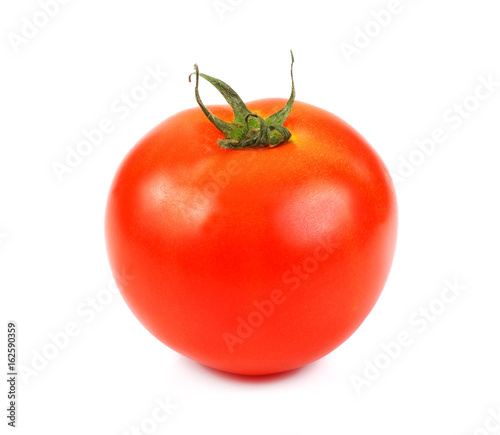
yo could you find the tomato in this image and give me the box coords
[105,55,397,375]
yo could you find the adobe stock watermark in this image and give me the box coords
[390,74,499,185]
[7,0,72,54]
[213,0,245,21]
[51,65,168,183]
[0,232,7,246]
[467,406,500,435]
[349,278,466,394]
[18,272,133,385]
[174,151,258,224]
[120,395,179,435]
[339,0,416,64]
[223,235,339,353]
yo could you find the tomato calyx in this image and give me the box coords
[188,51,296,150]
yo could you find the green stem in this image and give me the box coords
[188,51,295,149]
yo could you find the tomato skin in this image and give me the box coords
[105,98,397,375]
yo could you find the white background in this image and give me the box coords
[2,0,500,433]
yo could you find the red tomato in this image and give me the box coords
[105,62,397,376]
